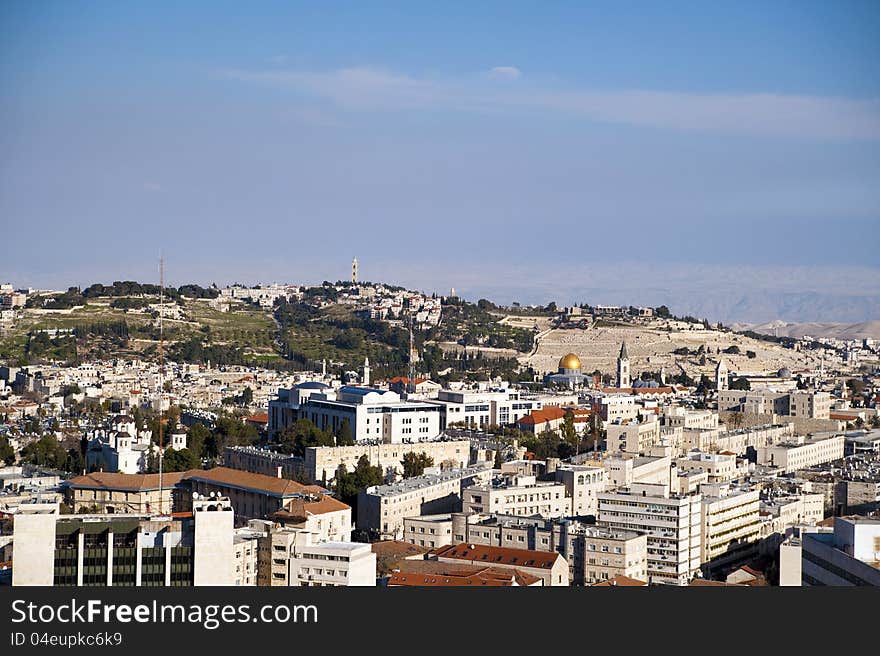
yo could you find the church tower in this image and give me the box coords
[715,359,729,391]
[362,356,370,386]
[617,342,631,388]
[351,257,358,285]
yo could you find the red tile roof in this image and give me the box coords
[592,575,649,587]
[389,561,540,587]
[432,543,561,570]
[185,466,328,498]
[66,471,189,492]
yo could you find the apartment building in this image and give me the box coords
[780,518,880,586]
[304,439,470,486]
[676,451,743,483]
[449,512,647,586]
[270,384,442,443]
[462,474,569,518]
[357,464,492,540]
[598,483,703,586]
[427,387,542,429]
[790,391,832,420]
[756,435,845,473]
[12,496,235,586]
[403,514,453,549]
[288,541,376,587]
[64,471,188,514]
[602,455,671,488]
[699,484,762,576]
[553,464,606,516]
[606,418,662,454]
[664,407,719,430]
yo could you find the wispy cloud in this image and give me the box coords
[216,66,880,140]
[488,66,521,79]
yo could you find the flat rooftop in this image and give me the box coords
[366,464,490,497]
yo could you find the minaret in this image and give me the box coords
[617,342,631,389]
[362,357,370,386]
[351,257,358,285]
[322,358,327,377]
[660,365,667,386]
[715,358,728,391]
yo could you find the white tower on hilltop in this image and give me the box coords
[352,257,358,285]
[617,342,631,389]
[715,359,729,391]
[362,356,370,386]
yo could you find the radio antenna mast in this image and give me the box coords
[157,254,165,514]
[408,310,415,395]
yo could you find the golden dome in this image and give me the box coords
[558,353,581,371]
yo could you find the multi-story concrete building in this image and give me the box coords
[759,493,825,539]
[698,484,761,576]
[663,407,720,430]
[288,541,377,587]
[357,464,492,540]
[596,394,639,423]
[224,446,306,480]
[449,512,647,585]
[718,390,791,415]
[602,455,671,488]
[675,451,743,483]
[606,418,662,454]
[598,482,703,586]
[232,525,261,586]
[756,435,845,473]
[12,496,235,586]
[789,391,832,420]
[462,474,569,518]
[403,514,454,549]
[431,543,570,586]
[680,423,795,456]
[427,387,542,430]
[269,384,442,443]
[179,467,351,538]
[304,439,471,486]
[780,518,880,586]
[554,464,606,516]
[64,471,189,514]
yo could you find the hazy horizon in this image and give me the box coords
[2,2,878,324]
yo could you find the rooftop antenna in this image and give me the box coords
[157,254,165,514]
[408,309,415,395]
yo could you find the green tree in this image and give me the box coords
[727,411,744,430]
[846,379,866,396]
[162,448,201,472]
[560,411,577,450]
[729,376,751,391]
[335,419,355,447]
[277,418,334,457]
[187,423,211,459]
[0,435,15,465]
[20,435,69,469]
[401,452,434,478]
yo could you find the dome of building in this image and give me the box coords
[777,367,792,380]
[558,353,581,371]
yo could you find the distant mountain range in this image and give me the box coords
[729,320,880,341]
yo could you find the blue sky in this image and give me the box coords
[1,1,879,322]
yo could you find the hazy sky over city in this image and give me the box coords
[1,1,879,321]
